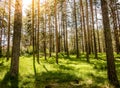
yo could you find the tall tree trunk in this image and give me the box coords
[52,19,55,52]
[37,0,40,64]
[65,17,69,57]
[79,0,84,53]
[49,15,52,57]
[61,10,64,52]
[90,0,98,59]
[0,0,6,57]
[44,0,47,60]
[110,0,120,54]
[6,0,11,61]
[65,0,69,57]
[74,0,79,58]
[82,0,90,62]
[86,0,91,55]
[10,0,22,78]
[55,0,59,64]
[101,0,119,87]
[58,13,61,52]
[62,13,66,52]
[95,1,101,53]
[32,0,36,76]
[101,30,106,53]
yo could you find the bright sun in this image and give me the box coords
[22,0,44,16]
[23,0,44,7]
[23,0,32,6]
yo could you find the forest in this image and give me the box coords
[0,0,120,88]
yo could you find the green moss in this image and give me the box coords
[0,53,119,88]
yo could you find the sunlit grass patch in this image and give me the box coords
[0,53,120,88]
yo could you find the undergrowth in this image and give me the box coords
[0,53,120,88]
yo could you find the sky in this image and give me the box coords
[23,0,32,10]
[23,0,32,6]
[23,0,120,9]
[22,0,44,15]
[22,0,120,15]
[23,0,44,7]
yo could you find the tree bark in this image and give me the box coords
[37,0,40,64]
[44,0,47,60]
[85,0,90,61]
[10,0,22,78]
[101,0,119,87]
[90,0,98,59]
[110,0,120,54]
[74,0,79,58]
[95,1,101,53]
[65,0,69,57]
[55,0,59,64]
[32,0,36,76]
[0,0,6,57]
[6,0,11,61]
[49,15,52,57]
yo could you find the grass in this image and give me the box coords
[0,53,120,88]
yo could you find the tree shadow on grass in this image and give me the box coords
[0,65,9,72]
[0,72,19,88]
[34,71,108,88]
[86,72,108,88]
[58,64,75,70]
[62,56,91,66]
[86,58,107,72]
[34,71,81,88]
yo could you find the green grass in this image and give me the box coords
[0,53,120,88]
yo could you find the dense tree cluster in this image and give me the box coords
[0,0,120,87]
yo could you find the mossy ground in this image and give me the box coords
[0,53,120,88]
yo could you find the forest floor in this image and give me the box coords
[0,53,120,88]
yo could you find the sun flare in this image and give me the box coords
[23,0,44,6]
[23,0,44,9]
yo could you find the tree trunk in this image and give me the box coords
[58,13,61,52]
[44,0,47,60]
[10,0,22,78]
[37,0,40,64]
[49,15,52,57]
[85,0,90,62]
[32,0,36,76]
[86,0,91,55]
[55,0,59,64]
[65,0,69,57]
[95,1,101,53]
[79,0,84,53]
[110,0,120,54]
[89,0,98,59]
[62,13,66,53]
[74,0,79,58]
[52,20,55,52]
[101,0,119,87]
[0,0,6,57]
[6,0,11,61]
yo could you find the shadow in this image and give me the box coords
[0,72,19,88]
[0,61,4,66]
[86,72,107,88]
[0,64,9,72]
[58,64,75,70]
[89,59,107,71]
[34,71,80,88]
[61,55,90,65]
[43,65,49,72]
